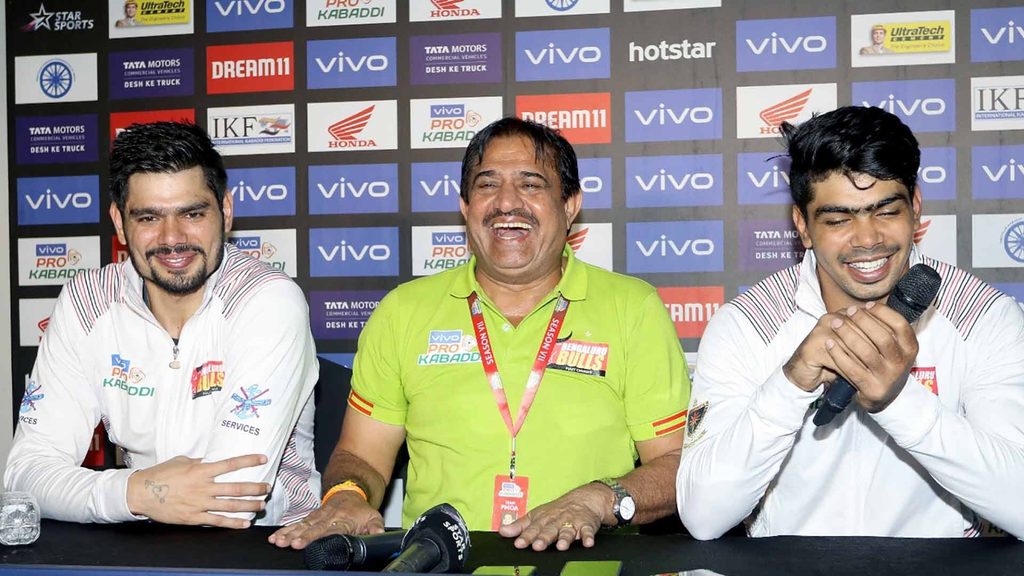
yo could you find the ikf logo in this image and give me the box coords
[110,49,194,100]
[227,167,296,218]
[411,162,461,213]
[310,227,399,277]
[411,96,503,149]
[517,93,611,144]
[309,163,398,215]
[15,53,98,104]
[410,33,502,85]
[306,0,395,27]
[624,88,722,142]
[735,83,837,139]
[227,229,297,276]
[626,221,723,274]
[19,298,57,347]
[971,76,1024,131]
[111,109,196,140]
[515,28,610,81]
[307,37,396,89]
[308,100,398,151]
[852,79,955,133]
[625,155,723,208]
[973,145,1024,200]
[736,17,836,72]
[16,114,98,165]
[656,286,724,339]
[972,214,1024,268]
[579,158,612,210]
[568,223,613,271]
[409,0,499,21]
[207,42,294,94]
[207,0,292,33]
[310,290,387,340]
[971,7,1024,63]
[514,0,609,17]
[18,175,99,226]
[412,226,469,276]
[207,104,294,155]
[914,215,957,266]
[737,153,792,205]
[919,147,956,201]
[18,236,101,286]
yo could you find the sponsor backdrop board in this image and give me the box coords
[6,0,1024,451]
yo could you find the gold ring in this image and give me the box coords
[561,521,575,530]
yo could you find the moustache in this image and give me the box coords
[146,244,205,259]
[482,208,539,228]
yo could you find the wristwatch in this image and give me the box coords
[596,478,635,526]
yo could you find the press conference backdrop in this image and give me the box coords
[6,1,1024,455]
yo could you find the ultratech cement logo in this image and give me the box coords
[109,0,194,38]
[410,0,498,22]
[971,76,1024,132]
[412,226,469,276]
[308,100,398,152]
[207,104,294,155]
[18,236,100,286]
[411,96,502,149]
[104,354,154,398]
[517,92,610,144]
[736,83,837,139]
[207,41,294,94]
[851,10,956,68]
[306,0,395,27]
[21,2,96,31]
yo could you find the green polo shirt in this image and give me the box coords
[350,246,690,530]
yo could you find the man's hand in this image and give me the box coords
[127,454,270,529]
[268,491,384,549]
[783,312,849,392]
[498,482,611,551]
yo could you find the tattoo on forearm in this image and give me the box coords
[145,480,169,504]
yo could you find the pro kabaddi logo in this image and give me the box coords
[328,105,376,148]
[31,243,86,280]
[418,329,480,365]
[103,354,154,397]
[422,103,482,144]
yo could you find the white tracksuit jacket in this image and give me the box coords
[677,248,1024,539]
[5,244,321,526]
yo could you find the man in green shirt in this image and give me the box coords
[269,117,689,551]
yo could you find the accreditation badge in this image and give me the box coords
[491,475,529,531]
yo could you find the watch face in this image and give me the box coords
[619,496,636,521]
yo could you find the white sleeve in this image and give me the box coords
[676,305,819,540]
[870,297,1024,539]
[3,285,138,523]
[201,279,318,519]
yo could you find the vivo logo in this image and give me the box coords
[635,104,714,126]
[36,244,67,256]
[230,181,288,202]
[231,237,261,249]
[524,44,601,65]
[636,170,714,192]
[317,242,391,261]
[983,159,1024,182]
[317,178,391,199]
[25,189,92,210]
[748,165,790,188]
[636,236,715,257]
[746,33,827,55]
[316,51,389,74]
[429,330,462,344]
[919,165,947,184]
[214,0,285,15]
[432,232,466,245]
[431,104,464,118]
[981,20,1024,44]
[420,175,460,197]
[868,95,947,116]
[580,176,603,194]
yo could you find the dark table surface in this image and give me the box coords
[1,520,1023,576]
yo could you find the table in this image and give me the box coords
[1,520,1022,575]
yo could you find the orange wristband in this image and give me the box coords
[321,480,368,507]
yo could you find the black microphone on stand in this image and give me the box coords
[382,503,471,573]
[812,263,942,427]
[304,530,407,571]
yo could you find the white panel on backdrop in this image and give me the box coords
[973,214,1024,268]
[410,96,503,150]
[18,299,57,347]
[971,75,1024,132]
[410,0,501,22]
[207,104,295,156]
[914,214,956,266]
[735,83,837,139]
[228,229,297,277]
[306,0,396,27]
[17,236,101,287]
[850,10,955,68]
[107,0,194,38]
[624,0,720,12]
[569,222,612,271]
[14,53,98,104]
[308,100,398,152]
[411,225,468,277]
[515,0,610,18]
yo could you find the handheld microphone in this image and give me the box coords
[812,263,942,427]
[303,530,406,571]
[382,503,471,574]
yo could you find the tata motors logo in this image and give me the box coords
[851,10,955,68]
[412,162,461,213]
[971,75,1024,131]
[308,100,398,152]
[306,0,394,27]
[736,16,836,72]
[411,96,502,149]
[412,226,470,276]
[16,114,98,165]
[626,155,723,208]
[738,220,805,272]
[515,28,609,81]
[410,0,498,21]
[310,227,399,277]
[110,48,193,99]
[411,33,501,85]
[18,236,100,286]
[309,163,398,214]
[308,37,396,89]
[227,166,296,218]
[207,41,293,94]
[736,83,837,139]
[208,0,292,33]
[227,229,297,276]
[852,78,955,133]
[625,88,721,142]
[208,104,294,155]
[310,290,386,339]
[21,3,95,31]
[15,53,98,104]
[972,214,1024,268]
[737,153,791,205]
[973,145,1024,200]
[515,0,609,17]
[626,220,723,273]
[972,7,1024,63]
[517,92,611,144]
[18,175,99,226]
[656,286,724,339]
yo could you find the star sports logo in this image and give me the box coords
[23,3,53,30]
[759,88,811,134]
[328,105,376,148]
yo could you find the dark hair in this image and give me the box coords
[781,106,920,216]
[460,116,580,203]
[109,121,227,213]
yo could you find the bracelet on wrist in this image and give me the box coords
[321,480,368,507]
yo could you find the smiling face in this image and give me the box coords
[871,27,886,45]
[110,166,233,298]
[793,171,921,311]
[460,135,581,287]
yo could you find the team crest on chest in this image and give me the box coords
[546,335,610,377]
[911,366,938,395]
